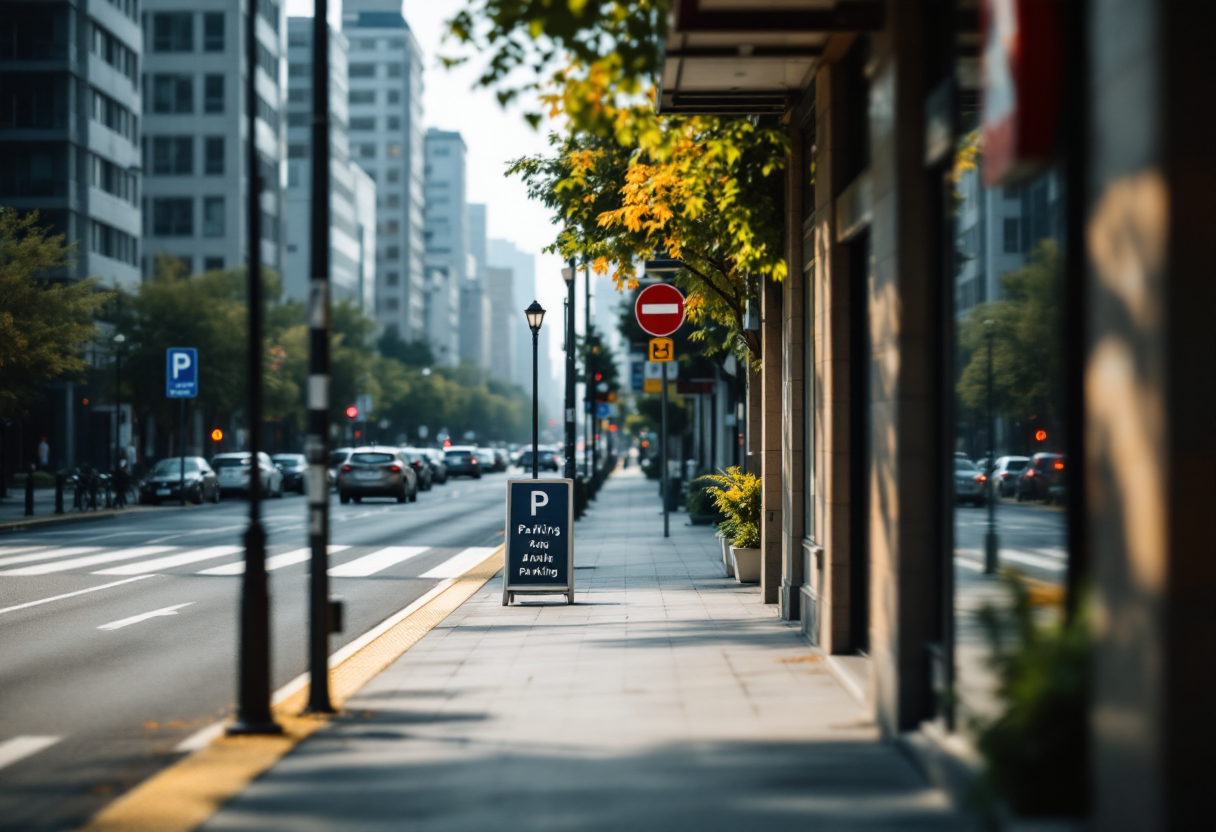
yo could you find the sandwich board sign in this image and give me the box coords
[504,478,574,606]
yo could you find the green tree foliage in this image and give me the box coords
[956,242,1062,426]
[377,328,436,367]
[0,209,111,418]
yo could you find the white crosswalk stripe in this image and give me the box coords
[0,736,61,773]
[197,545,349,576]
[0,546,175,576]
[419,547,498,579]
[328,546,427,577]
[94,546,243,575]
[0,547,98,569]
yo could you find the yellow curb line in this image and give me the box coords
[76,545,505,832]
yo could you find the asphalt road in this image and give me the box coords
[0,468,531,832]
[954,497,1068,584]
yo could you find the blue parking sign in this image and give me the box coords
[166,348,198,398]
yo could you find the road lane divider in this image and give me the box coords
[97,603,195,631]
[0,736,61,772]
[0,576,157,616]
[74,543,505,832]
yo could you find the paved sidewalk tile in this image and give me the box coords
[204,468,968,832]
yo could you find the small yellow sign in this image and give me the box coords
[643,378,662,393]
[649,338,674,362]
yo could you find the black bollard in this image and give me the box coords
[54,473,65,514]
[24,466,34,517]
[88,474,98,511]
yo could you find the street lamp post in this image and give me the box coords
[525,301,546,480]
[584,262,593,497]
[112,334,125,472]
[562,261,576,480]
[229,0,279,737]
[983,319,999,574]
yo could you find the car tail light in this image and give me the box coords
[388,464,402,472]
[341,464,353,472]
[1053,461,1064,470]
[1025,469,1035,477]
[241,469,250,477]
[976,474,987,482]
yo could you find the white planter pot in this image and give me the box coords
[731,546,761,583]
[719,533,734,577]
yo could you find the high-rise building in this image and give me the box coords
[0,0,143,288]
[140,0,286,278]
[460,202,489,368]
[341,0,425,339]
[485,265,515,386]
[423,128,468,366]
[488,238,536,388]
[282,17,376,311]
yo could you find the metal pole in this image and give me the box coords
[532,329,539,480]
[230,0,279,736]
[984,323,999,573]
[661,365,669,538]
[305,0,334,715]
[583,263,592,493]
[179,397,186,506]
[113,349,120,473]
[564,258,576,480]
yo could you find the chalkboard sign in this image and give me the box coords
[503,478,574,605]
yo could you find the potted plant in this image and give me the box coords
[716,517,737,577]
[705,467,762,583]
[686,475,723,525]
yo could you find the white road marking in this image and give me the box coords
[0,546,176,576]
[98,602,194,631]
[0,576,156,616]
[197,545,348,576]
[0,736,61,772]
[328,546,428,577]
[419,547,498,579]
[94,546,243,576]
[641,303,679,315]
[174,722,226,753]
[0,547,99,569]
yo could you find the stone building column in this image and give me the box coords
[759,270,783,605]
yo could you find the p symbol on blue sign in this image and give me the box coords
[531,491,549,516]
[173,351,192,378]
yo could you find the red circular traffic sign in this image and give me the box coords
[634,283,686,337]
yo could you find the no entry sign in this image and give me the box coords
[504,478,574,605]
[634,283,685,337]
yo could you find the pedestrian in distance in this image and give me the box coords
[37,437,49,470]
[113,459,130,509]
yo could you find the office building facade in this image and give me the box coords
[341,0,425,339]
[423,128,468,366]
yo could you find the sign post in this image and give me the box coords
[166,348,198,506]
[635,285,685,539]
[504,478,574,606]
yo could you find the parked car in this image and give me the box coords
[328,447,353,487]
[990,455,1030,497]
[337,447,417,504]
[475,448,497,472]
[423,448,448,484]
[1016,453,1063,502]
[954,457,988,507]
[138,457,219,505]
[271,453,308,494]
[212,452,284,498]
[518,448,561,472]
[491,448,510,472]
[400,448,434,491]
[444,446,481,479]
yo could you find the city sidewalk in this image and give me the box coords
[203,467,968,831]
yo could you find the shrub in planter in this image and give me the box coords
[703,467,761,545]
[685,475,723,523]
[971,573,1089,824]
[640,458,661,480]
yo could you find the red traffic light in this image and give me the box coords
[1035,429,1047,442]
[346,405,359,420]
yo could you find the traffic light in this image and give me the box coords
[211,429,224,442]
[346,405,359,420]
[1035,429,1047,442]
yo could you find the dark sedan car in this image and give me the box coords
[444,446,481,479]
[271,453,308,494]
[518,448,561,472]
[139,457,219,505]
[401,448,434,491]
[1016,453,1063,502]
[423,449,448,484]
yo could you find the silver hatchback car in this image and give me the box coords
[337,446,418,504]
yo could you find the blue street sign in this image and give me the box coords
[595,402,612,419]
[166,347,198,398]
[630,358,645,393]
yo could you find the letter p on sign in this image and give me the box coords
[531,491,549,516]
[173,352,192,378]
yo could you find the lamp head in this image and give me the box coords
[525,300,546,333]
[561,267,574,283]
[113,333,126,344]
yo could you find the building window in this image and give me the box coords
[288,63,310,78]
[349,63,375,78]
[349,90,374,104]
[387,90,400,104]
[386,194,400,208]
[386,62,402,78]
[256,95,278,130]
[92,24,138,79]
[203,13,224,51]
[355,144,375,159]
[287,112,309,127]
[385,221,399,235]
[151,136,192,175]
[256,42,278,78]
[386,297,399,311]
[387,168,400,183]
[386,271,399,286]
[387,144,400,157]
[431,147,450,157]
[204,137,224,175]
[92,90,136,139]
[288,89,307,103]
[386,246,399,261]
[288,144,309,159]
[261,210,277,242]
[204,256,224,272]
[151,75,192,113]
[350,117,375,131]
[202,197,224,237]
[152,13,193,52]
[1003,217,1021,253]
[203,75,224,114]
[91,221,137,265]
[386,116,400,130]
[91,155,136,202]
[152,198,193,236]
[256,0,280,33]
